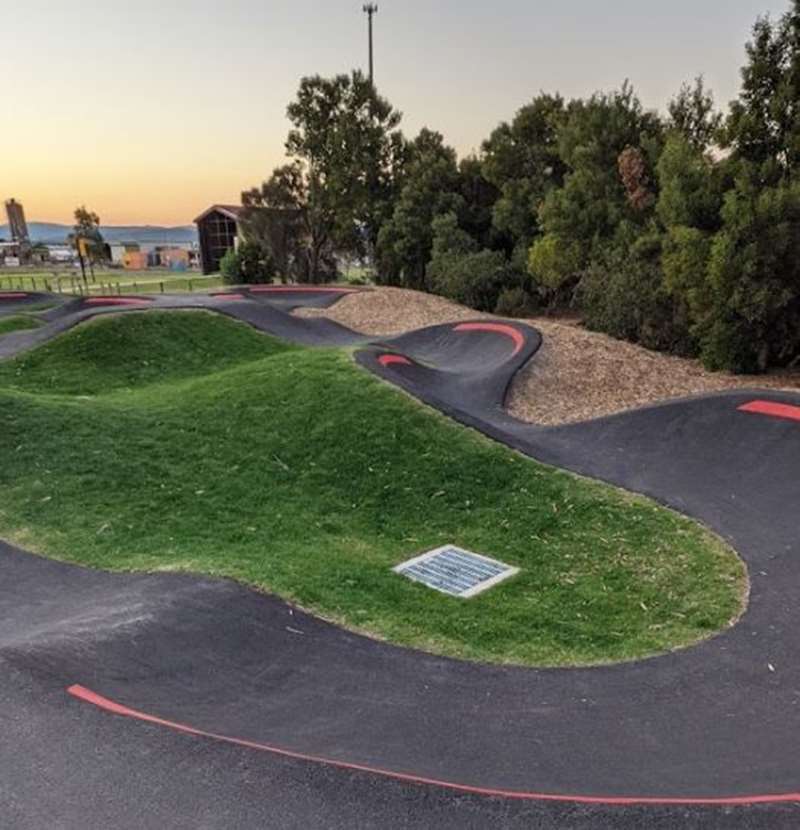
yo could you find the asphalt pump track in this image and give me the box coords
[2,287,800,829]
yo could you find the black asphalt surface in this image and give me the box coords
[0,287,366,359]
[2,288,800,828]
[0,290,56,317]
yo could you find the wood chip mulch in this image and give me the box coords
[296,287,800,425]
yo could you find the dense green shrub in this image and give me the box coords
[528,233,582,291]
[376,130,464,289]
[598,0,800,376]
[429,249,519,313]
[698,315,761,374]
[220,242,276,285]
[429,212,478,260]
[239,241,276,284]
[220,249,241,283]
[702,172,800,371]
[345,273,370,286]
[481,94,567,251]
[661,226,714,320]
[657,167,800,373]
[426,213,523,312]
[578,226,695,355]
[494,286,539,318]
[528,85,664,304]
[656,136,724,230]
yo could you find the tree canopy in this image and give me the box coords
[244,71,404,282]
[70,206,107,266]
[236,1,800,374]
[376,129,462,288]
[724,0,800,181]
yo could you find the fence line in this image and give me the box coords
[0,272,220,296]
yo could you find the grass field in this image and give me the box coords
[0,265,370,296]
[0,315,42,336]
[0,269,223,296]
[0,312,746,666]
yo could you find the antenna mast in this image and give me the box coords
[363,4,378,85]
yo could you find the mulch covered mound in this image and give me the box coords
[296,287,800,425]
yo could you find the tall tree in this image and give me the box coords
[655,4,800,373]
[456,156,500,250]
[657,135,726,231]
[529,83,663,291]
[376,129,462,287]
[70,205,106,269]
[243,71,405,281]
[481,94,567,261]
[285,70,405,253]
[73,206,103,243]
[703,170,800,372]
[242,162,337,283]
[724,1,800,180]
[668,76,723,151]
[656,134,726,351]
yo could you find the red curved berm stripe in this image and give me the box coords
[739,400,800,423]
[0,292,29,299]
[378,354,412,367]
[249,286,357,294]
[453,322,525,356]
[66,684,800,806]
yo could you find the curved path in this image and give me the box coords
[2,287,800,828]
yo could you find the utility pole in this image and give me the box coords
[363,4,378,85]
[76,238,88,288]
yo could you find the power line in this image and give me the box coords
[363,4,378,85]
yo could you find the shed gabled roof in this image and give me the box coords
[194,204,244,224]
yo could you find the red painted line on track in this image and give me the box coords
[249,286,357,294]
[739,400,800,423]
[66,684,800,806]
[378,354,412,367]
[453,322,525,356]
[84,297,150,306]
[0,292,29,299]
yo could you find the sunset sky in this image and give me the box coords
[1,0,789,226]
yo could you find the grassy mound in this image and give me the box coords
[0,315,42,337]
[0,311,294,394]
[0,311,746,666]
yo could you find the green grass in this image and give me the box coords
[0,271,223,296]
[0,312,746,666]
[81,273,224,295]
[0,311,284,394]
[0,315,42,337]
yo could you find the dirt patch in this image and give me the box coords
[296,287,800,425]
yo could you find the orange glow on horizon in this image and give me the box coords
[3,147,285,227]
[1,1,769,228]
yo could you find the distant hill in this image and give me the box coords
[0,222,198,245]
